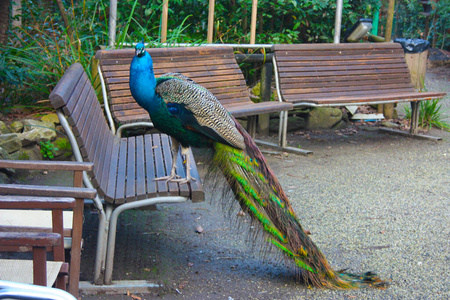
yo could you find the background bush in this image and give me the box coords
[0,0,448,108]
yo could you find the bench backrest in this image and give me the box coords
[273,43,415,103]
[96,46,251,125]
[50,63,116,198]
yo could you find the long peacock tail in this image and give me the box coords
[212,119,386,289]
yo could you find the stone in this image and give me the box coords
[10,121,24,133]
[0,121,11,134]
[0,134,22,153]
[332,120,349,130]
[381,120,401,129]
[41,113,60,125]
[269,116,305,133]
[306,107,342,130]
[23,119,55,132]
[53,137,73,159]
[19,127,57,146]
[11,146,43,161]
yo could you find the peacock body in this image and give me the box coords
[129,43,386,288]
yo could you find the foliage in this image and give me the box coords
[54,137,72,157]
[405,99,450,131]
[1,0,448,109]
[39,141,58,159]
[389,0,449,50]
[1,0,108,106]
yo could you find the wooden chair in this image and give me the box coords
[0,160,96,297]
[49,63,205,285]
[95,46,292,146]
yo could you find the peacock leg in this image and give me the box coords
[169,145,196,184]
[154,137,181,182]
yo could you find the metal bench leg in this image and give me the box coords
[94,204,112,285]
[410,101,420,135]
[104,197,188,285]
[247,116,257,138]
[254,110,312,155]
[278,110,287,148]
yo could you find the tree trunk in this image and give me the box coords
[0,0,9,45]
[55,0,73,39]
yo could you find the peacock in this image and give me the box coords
[129,43,386,289]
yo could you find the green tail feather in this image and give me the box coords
[211,121,387,289]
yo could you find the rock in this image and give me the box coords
[41,113,60,125]
[19,124,57,146]
[306,107,342,130]
[0,134,22,153]
[0,121,11,134]
[381,120,401,128]
[332,120,349,130]
[0,147,12,159]
[270,116,305,132]
[10,121,24,133]
[11,146,43,161]
[0,147,15,179]
[23,119,55,132]
[53,137,73,159]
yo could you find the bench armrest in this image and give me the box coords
[0,160,93,172]
[0,231,61,247]
[0,185,97,200]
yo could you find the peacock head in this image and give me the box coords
[135,42,146,57]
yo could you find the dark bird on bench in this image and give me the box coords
[129,42,386,289]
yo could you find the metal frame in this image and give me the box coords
[55,110,190,285]
[0,280,77,300]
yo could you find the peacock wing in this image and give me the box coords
[156,77,245,150]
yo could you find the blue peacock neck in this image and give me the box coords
[129,51,161,113]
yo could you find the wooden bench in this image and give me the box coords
[49,63,205,286]
[0,160,96,297]
[95,46,292,145]
[272,43,446,143]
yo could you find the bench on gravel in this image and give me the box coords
[49,63,205,286]
[272,43,447,147]
[95,46,293,147]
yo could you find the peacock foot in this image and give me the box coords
[154,175,196,183]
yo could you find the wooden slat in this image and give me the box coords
[114,138,128,204]
[135,135,146,200]
[284,91,446,105]
[152,134,170,196]
[125,136,136,202]
[104,139,120,203]
[144,134,157,198]
[97,133,116,197]
[0,184,96,199]
[89,119,111,189]
[0,160,93,172]
[70,85,94,136]
[0,195,75,209]
[78,103,102,158]
[186,147,204,202]
[160,134,179,194]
